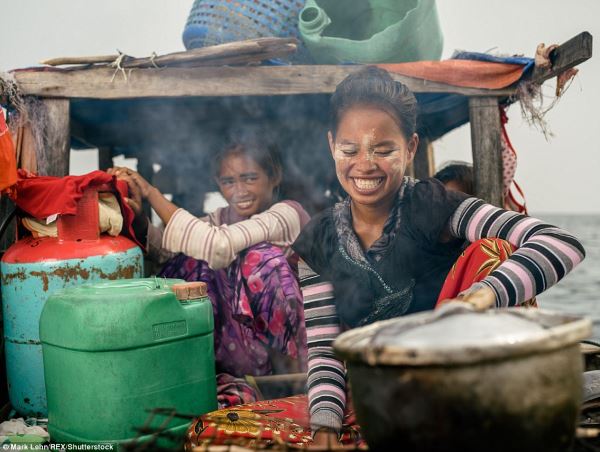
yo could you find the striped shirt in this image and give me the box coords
[150,201,308,269]
[302,198,585,434]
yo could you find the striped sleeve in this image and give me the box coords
[299,259,346,435]
[450,198,586,307]
[161,202,304,270]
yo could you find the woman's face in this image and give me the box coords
[217,154,279,217]
[329,105,418,210]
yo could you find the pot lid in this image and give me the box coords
[334,303,591,366]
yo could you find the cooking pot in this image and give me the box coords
[334,304,591,452]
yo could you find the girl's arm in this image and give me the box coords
[111,167,307,269]
[449,198,586,307]
[163,202,305,269]
[299,260,347,437]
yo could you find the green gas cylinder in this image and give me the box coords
[39,278,217,444]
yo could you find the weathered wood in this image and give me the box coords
[123,37,297,68]
[14,122,38,173]
[41,54,120,66]
[469,97,503,207]
[0,196,16,254]
[36,99,70,176]
[532,32,593,84]
[14,66,517,99]
[413,137,435,180]
[41,37,297,69]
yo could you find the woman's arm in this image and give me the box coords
[449,198,586,307]
[299,260,347,437]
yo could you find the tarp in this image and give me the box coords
[380,52,534,89]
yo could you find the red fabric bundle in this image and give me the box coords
[12,169,143,248]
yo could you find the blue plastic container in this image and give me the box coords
[182,0,307,58]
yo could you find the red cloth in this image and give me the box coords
[0,109,17,194]
[378,60,525,90]
[12,169,143,248]
[188,395,365,449]
[436,238,536,307]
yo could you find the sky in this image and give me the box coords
[1,0,599,214]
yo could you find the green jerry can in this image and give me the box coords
[39,278,217,445]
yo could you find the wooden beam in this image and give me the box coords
[413,138,435,180]
[469,97,503,207]
[532,32,593,84]
[13,66,517,99]
[36,99,70,176]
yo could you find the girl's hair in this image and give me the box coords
[434,162,474,195]
[330,66,418,138]
[211,129,283,184]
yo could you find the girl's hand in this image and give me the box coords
[108,167,154,199]
[108,167,145,217]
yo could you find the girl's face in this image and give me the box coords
[216,154,279,217]
[328,105,418,210]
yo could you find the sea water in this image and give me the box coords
[534,214,600,339]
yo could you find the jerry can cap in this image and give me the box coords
[171,282,207,301]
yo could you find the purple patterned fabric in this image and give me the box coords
[159,243,307,381]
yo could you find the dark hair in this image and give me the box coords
[212,129,283,185]
[434,162,474,195]
[330,66,418,138]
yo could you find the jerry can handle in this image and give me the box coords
[171,282,208,303]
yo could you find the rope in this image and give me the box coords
[110,50,128,82]
[149,52,162,69]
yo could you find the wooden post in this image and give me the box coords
[469,97,503,207]
[36,99,70,176]
[0,196,16,254]
[98,146,113,171]
[413,137,435,180]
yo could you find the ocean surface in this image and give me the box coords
[533,214,600,339]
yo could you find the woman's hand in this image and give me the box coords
[311,430,341,449]
[456,285,496,310]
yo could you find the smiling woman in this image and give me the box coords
[289,66,586,447]
[109,132,310,408]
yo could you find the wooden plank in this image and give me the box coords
[14,66,517,99]
[41,37,297,68]
[469,97,503,207]
[413,137,435,180]
[36,99,70,176]
[532,32,593,84]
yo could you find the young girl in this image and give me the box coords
[291,67,585,445]
[110,135,309,407]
